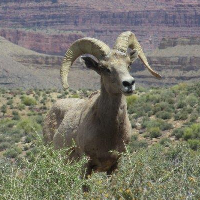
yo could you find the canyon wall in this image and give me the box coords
[0,0,199,55]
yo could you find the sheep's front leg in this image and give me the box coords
[107,162,118,176]
[82,160,95,192]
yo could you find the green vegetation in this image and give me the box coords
[0,82,200,199]
[1,142,200,199]
[21,96,37,106]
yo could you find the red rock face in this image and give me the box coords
[0,0,199,55]
[0,29,84,55]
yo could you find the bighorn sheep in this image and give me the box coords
[43,31,161,178]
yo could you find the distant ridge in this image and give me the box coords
[0,37,100,90]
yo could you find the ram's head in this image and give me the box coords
[61,31,161,95]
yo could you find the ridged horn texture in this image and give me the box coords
[114,31,161,79]
[61,38,110,89]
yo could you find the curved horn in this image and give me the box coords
[61,38,110,89]
[114,31,161,79]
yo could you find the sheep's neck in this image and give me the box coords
[97,84,127,122]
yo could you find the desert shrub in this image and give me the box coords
[17,119,42,135]
[176,100,186,109]
[156,111,172,120]
[153,102,173,114]
[7,121,16,128]
[6,128,22,136]
[146,93,161,104]
[174,111,188,120]
[188,139,200,151]
[126,95,138,108]
[190,113,199,122]
[149,127,162,138]
[184,107,193,114]
[1,105,7,115]
[183,124,200,140]
[186,95,198,107]
[35,115,43,125]
[12,134,22,143]
[172,128,185,139]
[0,142,11,151]
[24,133,35,143]
[7,99,13,105]
[22,96,37,106]
[172,83,187,93]
[12,111,18,116]
[18,104,25,110]
[0,135,5,142]
[159,138,171,147]
[57,94,65,99]
[23,145,29,151]
[12,114,20,120]
[4,146,22,158]
[2,143,200,199]
[69,94,80,98]
[142,118,172,131]
[183,129,193,140]
[128,139,148,152]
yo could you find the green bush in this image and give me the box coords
[35,115,43,125]
[1,105,7,115]
[183,124,200,140]
[17,119,42,135]
[126,95,138,108]
[24,134,35,143]
[149,127,162,138]
[176,100,186,109]
[146,94,161,103]
[0,142,11,151]
[3,146,22,158]
[172,128,184,139]
[7,99,13,105]
[186,95,198,107]
[18,104,25,110]
[153,102,173,114]
[142,118,172,131]
[156,111,172,120]
[188,139,200,151]
[128,139,148,152]
[159,138,171,147]
[174,111,188,121]
[2,143,200,199]
[183,128,193,140]
[12,114,20,121]
[190,113,199,122]
[22,96,37,106]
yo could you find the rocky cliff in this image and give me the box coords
[0,0,199,55]
[0,29,84,55]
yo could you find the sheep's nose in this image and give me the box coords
[122,78,135,87]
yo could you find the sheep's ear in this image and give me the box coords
[130,49,138,63]
[81,56,100,74]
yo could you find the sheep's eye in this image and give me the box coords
[105,68,111,73]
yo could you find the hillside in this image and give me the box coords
[0,0,199,55]
[0,36,101,90]
[0,36,62,89]
[0,35,200,89]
